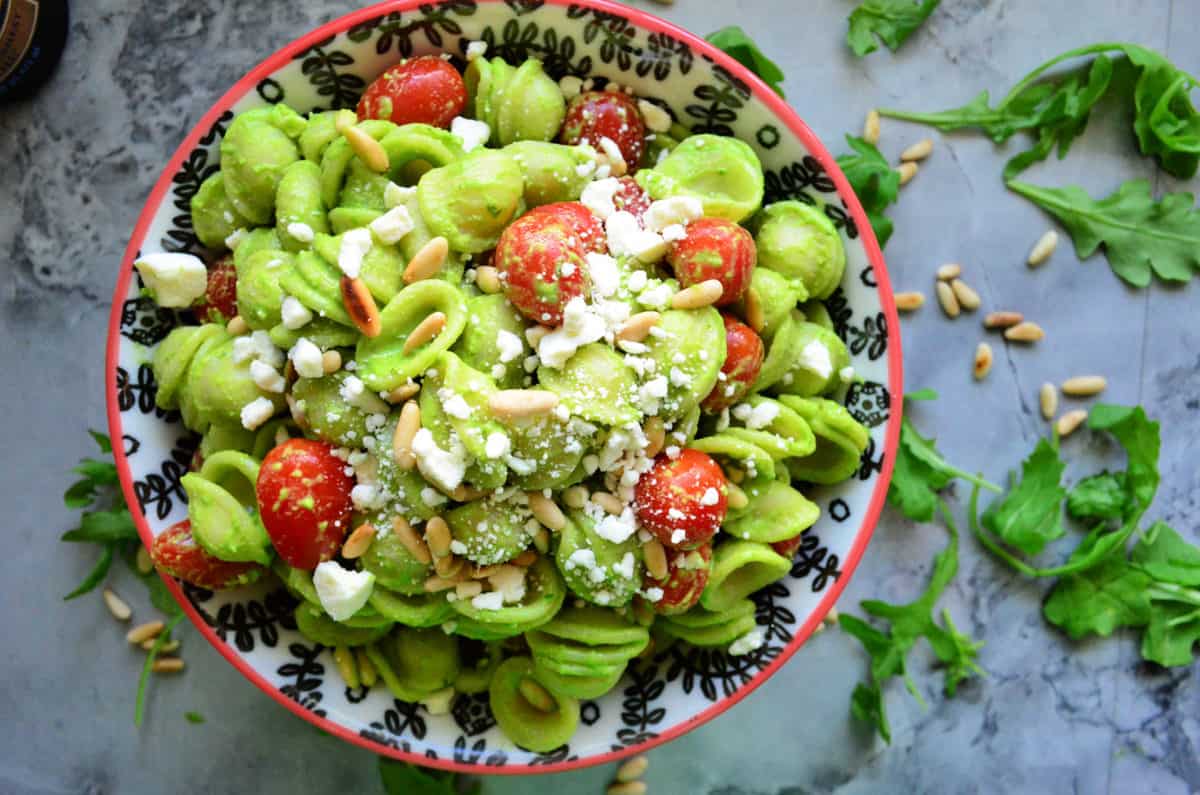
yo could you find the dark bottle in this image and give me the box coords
[0,0,69,103]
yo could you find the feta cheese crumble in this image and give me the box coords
[313,561,376,621]
[369,205,416,244]
[384,181,416,209]
[280,295,313,330]
[642,196,704,233]
[411,427,468,492]
[133,252,209,308]
[240,397,276,430]
[250,360,285,393]
[451,116,491,152]
[465,39,488,60]
[605,211,667,263]
[728,627,766,656]
[289,337,324,379]
[286,221,315,243]
[580,177,621,220]
[732,401,780,430]
[496,330,524,363]
[537,297,607,368]
[798,340,834,380]
[338,228,373,279]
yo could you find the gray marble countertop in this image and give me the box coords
[3,1,1198,793]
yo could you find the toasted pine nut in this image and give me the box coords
[519,677,557,713]
[126,621,165,645]
[1056,409,1088,438]
[1040,383,1058,420]
[950,279,981,311]
[403,237,450,284]
[136,545,154,574]
[643,416,666,458]
[562,485,590,510]
[617,311,661,342]
[424,516,452,558]
[386,382,420,403]
[321,349,342,374]
[448,484,485,503]
[435,554,464,579]
[901,138,933,162]
[455,580,483,599]
[726,480,749,510]
[592,491,624,515]
[1004,321,1044,343]
[531,526,550,554]
[342,522,377,559]
[744,288,766,332]
[863,110,881,145]
[402,311,447,355]
[151,658,185,674]
[1027,230,1059,267]
[393,516,433,565]
[356,648,378,687]
[424,574,462,592]
[984,311,1023,329]
[894,291,925,312]
[615,754,650,783]
[141,638,179,653]
[671,279,723,310]
[475,265,502,294]
[973,342,993,380]
[341,276,382,338]
[1062,375,1107,396]
[936,263,962,281]
[342,124,390,173]
[935,281,960,318]
[488,389,560,419]
[528,492,567,531]
[607,782,647,795]
[824,606,840,626]
[333,645,360,689]
[226,315,249,335]
[392,400,420,470]
[643,538,668,581]
[897,162,918,185]
[471,564,501,579]
[103,588,132,622]
[511,550,538,567]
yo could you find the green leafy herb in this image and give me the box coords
[1142,583,1200,666]
[1132,522,1200,586]
[1008,179,1200,288]
[846,0,941,57]
[61,508,139,544]
[185,711,205,724]
[64,545,116,601]
[62,432,138,600]
[705,26,786,98]
[1066,472,1128,520]
[841,502,984,742]
[1043,554,1152,639]
[979,439,1067,557]
[836,135,902,247]
[135,613,184,727]
[379,758,480,795]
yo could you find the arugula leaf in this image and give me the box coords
[64,545,116,601]
[1086,405,1160,511]
[1066,472,1128,520]
[836,135,901,247]
[705,26,786,98]
[1043,555,1152,639]
[1141,587,1200,667]
[185,711,205,724]
[848,682,890,742]
[1132,522,1200,586]
[61,509,139,544]
[379,758,480,795]
[980,439,1067,556]
[1008,179,1200,288]
[906,388,938,401]
[846,0,941,57]
[89,430,114,454]
[135,613,184,727]
[928,608,985,697]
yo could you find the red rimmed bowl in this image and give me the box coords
[105,0,902,775]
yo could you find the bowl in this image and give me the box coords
[105,0,902,774]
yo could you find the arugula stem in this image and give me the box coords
[1147,581,1200,608]
[135,613,184,727]
[944,466,1002,494]
[1007,180,1200,245]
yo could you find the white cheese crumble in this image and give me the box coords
[496,330,524,363]
[280,295,313,330]
[411,427,468,492]
[728,627,766,656]
[338,228,373,279]
[606,211,667,263]
[484,431,512,459]
[537,296,607,368]
[451,116,491,152]
[700,487,720,506]
[637,98,672,133]
[232,330,284,367]
[636,282,674,309]
[490,363,507,380]
[312,562,376,622]
[798,340,834,380]
[489,566,527,604]
[559,74,584,99]
[240,397,276,430]
[422,486,448,507]
[611,551,636,581]
[733,400,780,430]
[661,223,687,242]
[471,591,505,611]
[133,252,209,308]
[585,252,621,298]
[643,586,664,603]
[339,375,390,413]
[466,39,488,60]
[286,221,315,243]
[565,549,606,584]
[224,228,248,250]
[249,360,285,393]
[840,365,857,383]
[351,482,383,512]
[643,196,704,233]
[637,375,669,414]
[670,529,687,545]
[384,181,417,209]
[580,177,621,220]
[439,388,473,419]
[289,337,324,379]
[594,507,639,544]
[369,205,415,244]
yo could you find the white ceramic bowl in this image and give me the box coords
[106,0,902,774]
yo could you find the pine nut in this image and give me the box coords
[643,538,668,581]
[671,279,723,310]
[126,621,165,644]
[973,342,993,380]
[424,516,452,558]
[1004,321,1044,343]
[984,311,1023,329]
[726,480,749,510]
[141,638,179,653]
[592,491,624,515]
[455,580,483,599]
[152,658,185,674]
[402,311,447,355]
[1056,409,1088,438]
[824,606,840,626]
[403,237,450,284]
[471,564,501,579]
[894,291,925,312]
[136,545,154,574]
[935,281,960,318]
[897,162,918,185]
[434,553,464,579]
[1040,383,1058,420]
[226,315,249,335]
[321,349,342,374]
[615,755,650,784]
[386,382,420,403]
[1062,375,1107,397]
[528,492,567,531]
[103,588,132,622]
[745,288,766,332]
[341,276,382,338]
[342,124,390,173]
[475,265,502,294]
[342,522,377,559]
[607,782,647,795]
[356,648,378,688]
[1027,230,1059,267]
[863,109,881,145]
[392,400,420,470]
[447,484,485,503]
[617,311,661,342]
[424,574,462,592]
[488,389,560,419]
[562,485,590,510]
[519,677,558,713]
[393,516,433,565]
[333,645,360,689]
[936,263,962,281]
[950,279,981,311]
[901,138,933,162]
[531,526,550,554]
[512,549,538,567]
[643,416,666,458]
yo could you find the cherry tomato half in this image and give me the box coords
[195,255,238,324]
[495,206,592,325]
[666,217,756,306]
[357,56,466,129]
[559,90,646,174]
[612,176,651,221]
[150,519,265,590]
[646,543,712,615]
[771,534,805,561]
[524,201,607,255]
[634,449,728,551]
[256,439,355,570]
[701,314,765,413]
